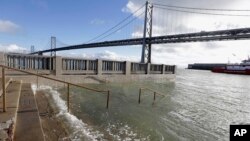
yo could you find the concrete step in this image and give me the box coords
[0,80,22,140]
[14,83,45,141]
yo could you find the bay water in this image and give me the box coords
[44,69,250,141]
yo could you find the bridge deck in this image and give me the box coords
[32,27,250,54]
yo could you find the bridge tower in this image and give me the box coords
[30,45,35,54]
[51,36,56,57]
[141,1,153,63]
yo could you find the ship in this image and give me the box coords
[212,57,250,75]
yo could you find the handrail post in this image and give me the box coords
[106,90,110,109]
[36,70,38,88]
[153,92,156,101]
[2,67,6,112]
[138,88,142,104]
[0,64,111,111]
[64,78,66,88]
[67,83,70,112]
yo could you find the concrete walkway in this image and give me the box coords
[14,83,45,141]
[0,80,21,140]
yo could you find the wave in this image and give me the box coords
[31,84,105,141]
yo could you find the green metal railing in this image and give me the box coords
[138,87,165,104]
[1,60,49,88]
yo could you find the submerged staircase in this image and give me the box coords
[0,64,110,141]
[0,78,44,141]
[14,83,44,141]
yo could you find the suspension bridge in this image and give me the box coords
[30,1,250,63]
[2,2,250,141]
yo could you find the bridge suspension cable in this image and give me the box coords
[154,6,250,17]
[56,39,69,48]
[33,1,250,64]
[96,12,144,42]
[152,2,250,35]
[153,3,250,12]
[86,3,145,43]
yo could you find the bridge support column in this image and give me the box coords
[86,60,89,71]
[162,64,165,74]
[111,62,114,71]
[97,59,102,75]
[173,65,176,74]
[55,56,62,76]
[146,63,151,74]
[62,59,66,70]
[30,45,35,54]
[141,1,153,63]
[51,36,56,57]
[125,61,131,75]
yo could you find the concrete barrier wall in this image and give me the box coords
[0,52,176,76]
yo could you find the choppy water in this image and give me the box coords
[41,69,250,141]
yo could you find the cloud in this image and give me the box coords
[122,0,250,66]
[152,44,192,53]
[58,50,140,62]
[81,50,139,62]
[0,44,28,53]
[90,19,105,25]
[0,20,20,33]
[125,0,250,35]
[122,1,138,13]
[122,1,145,18]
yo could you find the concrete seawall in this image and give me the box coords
[0,52,176,85]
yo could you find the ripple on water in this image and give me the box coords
[33,69,250,141]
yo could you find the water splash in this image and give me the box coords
[31,84,105,141]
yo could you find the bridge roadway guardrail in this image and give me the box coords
[1,52,175,75]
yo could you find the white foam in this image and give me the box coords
[31,84,37,95]
[105,122,149,141]
[31,84,105,141]
[31,84,148,141]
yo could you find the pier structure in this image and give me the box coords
[0,52,176,85]
[188,63,226,70]
[0,51,175,140]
